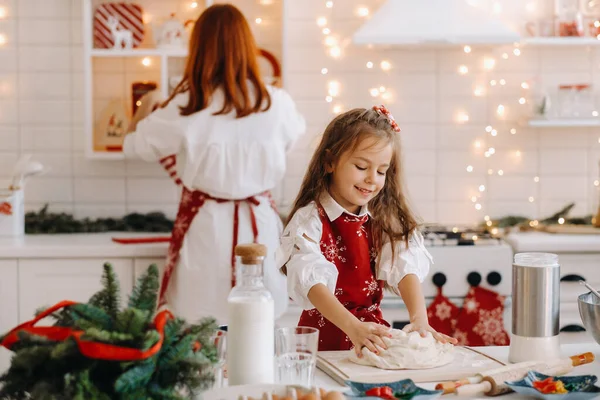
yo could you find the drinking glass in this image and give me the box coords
[208,329,227,389]
[275,327,319,388]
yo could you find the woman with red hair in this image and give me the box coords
[124,4,305,324]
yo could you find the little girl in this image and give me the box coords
[277,105,457,356]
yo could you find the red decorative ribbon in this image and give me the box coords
[1,300,174,361]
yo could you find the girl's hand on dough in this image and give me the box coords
[347,320,392,358]
[402,319,459,345]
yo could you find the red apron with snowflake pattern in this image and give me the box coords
[157,154,278,308]
[298,203,389,351]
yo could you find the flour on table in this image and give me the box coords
[349,329,455,370]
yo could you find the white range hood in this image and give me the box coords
[353,0,520,46]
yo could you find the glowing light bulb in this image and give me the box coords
[498,170,504,176]
[322,28,331,34]
[534,176,540,182]
[0,34,7,45]
[499,79,506,85]
[379,86,386,92]
[458,65,469,74]
[324,36,337,47]
[484,215,491,221]
[380,60,392,71]
[491,129,498,136]
[190,1,198,8]
[366,61,374,69]
[326,96,333,103]
[471,196,478,202]
[519,97,527,104]
[502,53,509,59]
[594,180,599,186]
[328,80,340,96]
[370,88,380,97]
[333,104,343,114]
[497,104,505,116]
[255,17,262,24]
[529,197,535,203]
[457,112,470,123]
[486,125,493,132]
[474,86,485,97]
[510,128,517,134]
[464,45,472,53]
[593,111,599,117]
[484,57,496,70]
[357,6,369,17]
[326,1,334,7]
[317,17,327,27]
[488,147,496,155]
[490,80,497,86]
[141,57,151,66]
[521,82,530,89]
[474,141,482,148]
[466,165,474,172]
[479,185,486,192]
[514,48,521,56]
[558,217,565,224]
[321,68,328,75]
[475,203,482,210]
[488,169,494,175]
[329,46,341,58]
[0,7,6,18]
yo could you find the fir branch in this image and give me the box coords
[81,327,135,343]
[115,308,151,337]
[114,360,155,394]
[88,262,121,319]
[128,264,160,313]
[71,303,114,331]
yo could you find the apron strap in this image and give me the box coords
[156,154,277,309]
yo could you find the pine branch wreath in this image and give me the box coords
[0,263,218,400]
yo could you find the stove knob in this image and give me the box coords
[432,272,447,288]
[467,272,481,287]
[487,271,502,286]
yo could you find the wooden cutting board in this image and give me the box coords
[316,346,505,384]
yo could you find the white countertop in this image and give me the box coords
[505,232,600,253]
[0,232,169,258]
[314,343,600,397]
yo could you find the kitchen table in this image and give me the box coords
[313,343,600,397]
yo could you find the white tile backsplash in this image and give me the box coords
[0,0,595,224]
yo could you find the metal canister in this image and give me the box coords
[509,252,561,363]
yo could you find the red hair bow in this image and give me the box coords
[373,105,401,132]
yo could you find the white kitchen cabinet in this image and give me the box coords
[18,259,134,323]
[0,260,18,373]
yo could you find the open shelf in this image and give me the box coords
[526,118,600,127]
[90,48,188,58]
[86,151,126,160]
[521,37,600,46]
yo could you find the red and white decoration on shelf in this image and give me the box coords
[93,3,145,49]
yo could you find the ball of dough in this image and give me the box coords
[349,329,455,370]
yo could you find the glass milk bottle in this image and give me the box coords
[227,243,274,385]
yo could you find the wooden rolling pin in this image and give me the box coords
[453,352,594,397]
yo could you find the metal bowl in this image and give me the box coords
[578,292,600,345]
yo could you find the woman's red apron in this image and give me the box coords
[157,154,277,308]
[298,203,389,351]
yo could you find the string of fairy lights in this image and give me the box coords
[0,0,597,225]
[311,0,600,227]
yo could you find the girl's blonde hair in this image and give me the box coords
[287,107,418,270]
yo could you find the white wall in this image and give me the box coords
[282,0,600,225]
[1,0,599,226]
